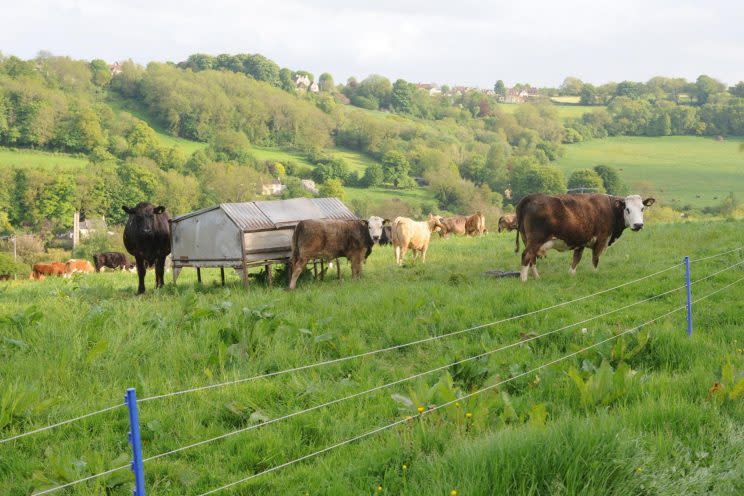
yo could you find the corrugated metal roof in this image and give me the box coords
[221,202,274,231]
[255,198,325,227]
[172,198,357,232]
[312,197,358,220]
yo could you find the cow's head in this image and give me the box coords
[428,213,446,233]
[122,203,167,235]
[615,195,655,231]
[367,216,387,243]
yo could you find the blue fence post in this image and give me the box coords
[125,388,147,496]
[684,256,693,336]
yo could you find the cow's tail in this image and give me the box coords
[291,222,304,265]
[514,200,525,254]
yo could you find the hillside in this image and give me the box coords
[1,220,742,495]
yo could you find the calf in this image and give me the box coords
[516,193,655,282]
[31,262,69,280]
[465,212,486,236]
[498,213,518,233]
[392,214,444,265]
[438,216,467,238]
[66,259,95,274]
[93,251,133,272]
[289,219,374,290]
[123,202,171,294]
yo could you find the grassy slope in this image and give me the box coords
[497,102,594,121]
[1,220,742,495]
[0,148,88,170]
[555,136,744,208]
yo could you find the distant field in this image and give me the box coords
[555,136,744,207]
[497,102,594,121]
[0,148,87,170]
[346,186,434,208]
[249,146,315,171]
[550,96,581,104]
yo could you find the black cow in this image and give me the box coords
[122,203,171,294]
[93,251,133,272]
[379,224,392,245]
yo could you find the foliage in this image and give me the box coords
[510,159,567,201]
[593,165,628,196]
[0,252,29,277]
[318,178,346,201]
[567,168,606,193]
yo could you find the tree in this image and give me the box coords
[391,79,414,113]
[567,168,606,193]
[580,84,599,105]
[493,80,506,98]
[243,54,280,85]
[318,73,335,92]
[594,165,628,195]
[695,75,725,105]
[358,75,392,109]
[279,68,295,93]
[319,178,346,200]
[560,77,584,96]
[361,162,384,187]
[510,158,566,201]
[728,81,744,98]
[381,150,411,187]
[89,59,112,87]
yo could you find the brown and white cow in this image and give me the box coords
[515,194,655,282]
[438,216,467,238]
[391,214,444,265]
[289,219,374,290]
[66,259,95,274]
[497,213,518,233]
[465,212,486,236]
[30,262,69,280]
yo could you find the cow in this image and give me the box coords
[368,216,393,245]
[515,193,655,282]
[66,259,95,274]
[31,262,69,280]
[391,214,444,266]
[93,252,134,272]
[122,202,171,294]
[438,216,467,238]
[497,213,518,233]
[465,212,487,236]
[289,219,374,290]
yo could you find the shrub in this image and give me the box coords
[567,168,606,193]
[0,253,30,278]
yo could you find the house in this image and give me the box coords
[301,179,319,194]
[261,178,286,196]
[449,86,470,95]
[294,74,312,90]
[79,218,108,238]
[416,83,442,96]
[504,86,539,104]
[109,62,123,75]
[309,81,320,93]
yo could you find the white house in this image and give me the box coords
[261,179,286,196]
[301,179,319,194]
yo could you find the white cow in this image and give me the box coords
[391,214,444,266]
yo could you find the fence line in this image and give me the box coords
[0,260,681,445]
[689,246,742,263]
[137,262,683,405]
[141,282,688,464]
[196,304,689,496]
[22,272,744,496]
[691,259,744,285]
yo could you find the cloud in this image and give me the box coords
[2,0,743,86]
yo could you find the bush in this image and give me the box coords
[319,178,347,201]
[0,253,30,278]
[567,168,606,193]
[73,232,119,260]
[594,165,628,195]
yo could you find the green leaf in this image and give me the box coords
[528,403,548,427]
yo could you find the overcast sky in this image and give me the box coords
[3,0,743,88]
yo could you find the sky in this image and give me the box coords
[2,0,743,88]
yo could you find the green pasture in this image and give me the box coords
[556,136,744,208]
[0,148,88,170]
[1,219,743,495]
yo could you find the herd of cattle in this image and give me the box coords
[21,193,655,291]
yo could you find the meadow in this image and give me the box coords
[1,219,743,495]
[555,136,744,208]
[0,148,88,170]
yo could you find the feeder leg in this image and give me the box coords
[220,267,225,286]
[196,267,202,284]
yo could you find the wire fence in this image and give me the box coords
[5,247,741,496]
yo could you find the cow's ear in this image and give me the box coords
[614,199,625,210]
[643,198,656,207]
[154,206,166,214]
[383,218,391,224]
[361,219,369,226]
[122,205,134,214]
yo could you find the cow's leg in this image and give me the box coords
[320,260,326,281]
[591,247,602,272]
[350,254,363,280]
[336,259,341,280]
[570,248,584,275]
[135,256,147,294]
[520,242,540,282]
[313,261,318,279]
[289,258,306,290]
[155,257,165,289]
[421,243,429,263]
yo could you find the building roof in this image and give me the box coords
[171,197,357,232]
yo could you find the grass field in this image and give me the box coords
[0,148,88,170]
[497,102,594,121]
[556,136,744,208]
[1,220,743,495]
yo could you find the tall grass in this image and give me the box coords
[0,220,742,495]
